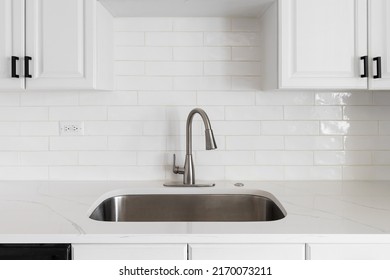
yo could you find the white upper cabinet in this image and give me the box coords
[279,0,368,89]
[0,0,113,91]
[263,0,390,90]
[368,0,390,89]
[0,0,24,90]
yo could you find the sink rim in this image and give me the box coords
[87,187,287,222]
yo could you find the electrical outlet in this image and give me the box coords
[60,121,84,136]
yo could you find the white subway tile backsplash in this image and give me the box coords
[232,77,261,90]
[232,47,261,61]
[115,18,173,31]
[0,152,19,166]
[115,46,172,61]
[198,91,255,106]
[344,136,390,150]
[285,136,343,151]
[173,47,231,61]
[226,136,284,150]
[20,92,78,106]
[212,121,260,135]
[50,136,107,151]
[315,92,373,105]
[115,61,145,75]
[226,106,283,120]
[372,151,390,164]
[137,151,168,166]
[108,166,166,180]
[320,121,378,135]
[379,121,390,135]
[261,121,319,135]
[256,91,314,105]
[285,166,342,180]
[373,92,390,105]
[0,93,20,106]
[204,32,260,46]
[146,32,203,46]
[143,121,200,136]
[343,166,390,180]
[0,167,48,180]
[189,166,226,181]
[255,151,313,165]
[225,166,284,180]
[204,62,261,76]
[173,18,231,31]
[116,76,173,90]
[145,62,203,76]
[314,151,371,165]
[49,107,107,121]
[79,91,138,106]
[0,108,48,121]
[115,32,145,46]
[20,122,59,136]
[0,122,20,136]
[139,91,197,105]
[84,121,143,136]
[109,136,166,151]
[20,151,78,166]
[79,151,136,166]
[0,137,48,151]
[232,18,260,32]
[49,166,108,180]
[343,106,390,120]
[1,17,389,181]
[195,151,255,165]
[285,106,342,120]
[108,107,166,121]
[174,77,231,90]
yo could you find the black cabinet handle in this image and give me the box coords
[11,56,19,78]
[25,56,32,78]
[360,56,368,78]
[373,57,382,79]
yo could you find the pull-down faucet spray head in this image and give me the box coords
[205,128,217,150]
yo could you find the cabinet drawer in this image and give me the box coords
[307,244,390,260]
[189,244,305,260]
[72,244,187,260]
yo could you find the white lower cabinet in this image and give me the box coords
[307,244,390,260]
[72,244,187,260]
[189,244,305,260]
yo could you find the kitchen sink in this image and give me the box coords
[89,191,286,222]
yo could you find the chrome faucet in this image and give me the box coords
[164,108,217,187]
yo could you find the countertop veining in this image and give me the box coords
[1,180,390,244]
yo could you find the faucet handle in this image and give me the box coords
[172,154,184,174]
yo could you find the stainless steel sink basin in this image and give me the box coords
[89,192,286,222]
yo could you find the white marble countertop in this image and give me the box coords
[1,180,390,244]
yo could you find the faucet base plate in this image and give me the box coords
[163,182,215,188]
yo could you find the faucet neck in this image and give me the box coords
[185,108,212,155]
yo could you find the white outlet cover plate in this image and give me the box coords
[59,121,84,136]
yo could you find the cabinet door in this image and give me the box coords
[189,244,305,260]
[307,244,390,260]
[72,244,187,260]
[368,0,390,89]
[0,0,24,90]
[279,0,367,89]
[25,0,95,90]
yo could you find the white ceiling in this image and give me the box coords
[99,0,274,17]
